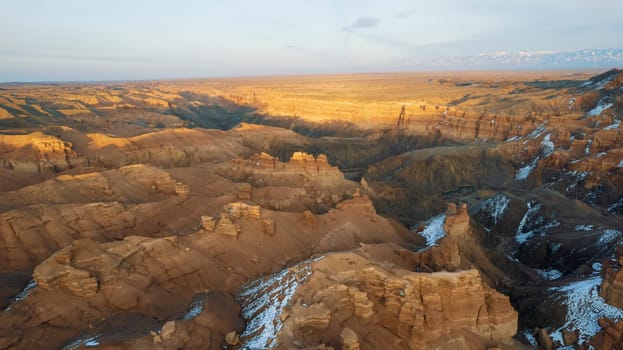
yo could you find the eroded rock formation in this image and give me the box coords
[1,70,622,350]
[0,128,254,173]
[601,246,623,309]
[0,194,410,349]
[218,151,344,187]
[262,253,518,350]
[0,132,77,172]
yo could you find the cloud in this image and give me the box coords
[342,17,379,32]
[393,10,416,19]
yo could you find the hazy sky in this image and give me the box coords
[1,0,622,81]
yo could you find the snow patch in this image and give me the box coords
[585,139,593,156]
[549,331,565,348]
[522,329,537,347]
[617,160,623,168]
[608,197,623,213]
[515,201,559,244]
[417,214,447,247]
[536,268,562,280]
[583,74,615,90]
[575,224,594,231]
[597,229,622,247]
[604,121,620,130]
[62,334,102,350]
[237,256,323,349]
[528,123,547,139]
[565,171,590,192]
[3,280,36,312]
[592,262,603,272]
[515,134,555,181]
[541,133,554,157]
[480,194,510,226]
[549,275,623,345]
[515,161,537,181]
[516,202,541,243]
[85,340,100,347]
[182,295,205,320]
[588,101,613,116]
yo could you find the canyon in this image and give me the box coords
[0,69,622,349]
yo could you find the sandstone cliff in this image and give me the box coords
[0,128,254,173]
[217,151,345,187]
[0,132,77,172]
[237,252,518,350]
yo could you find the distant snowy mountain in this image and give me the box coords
[427,48,623,70]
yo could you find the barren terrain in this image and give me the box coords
[1,69,622,349]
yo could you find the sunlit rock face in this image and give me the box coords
[0,132,77,172]
[234,253,517,350]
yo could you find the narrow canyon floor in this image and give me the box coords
[1,69,623,349]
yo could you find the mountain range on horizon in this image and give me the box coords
[423,48,623,70]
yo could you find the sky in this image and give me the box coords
[1,0,622,82]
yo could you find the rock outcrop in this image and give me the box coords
[33,246,98,297]
[0,132,77,172]
[218,152,345,187]
[0,201,143,271]
[201,202,262,238]
[252,253,518,350]
[175,182,189,198]
[444,202,471,242]
[601,246,623,309]
[216,151,358,212]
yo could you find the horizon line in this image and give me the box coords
[0,67,615,86]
